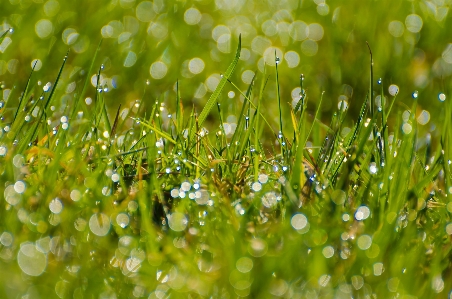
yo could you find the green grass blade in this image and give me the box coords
[189,35,241,141]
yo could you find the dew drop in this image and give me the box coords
[9,28,14,33]
[17,242,47,276]
[377,78,382,84]
[291,213,308,230]
[49,198,63,214]
[43,82,52,92]
[412,90,419,99]
[116,213,130,228]
[89,213,111,236]
[438,93,446,102]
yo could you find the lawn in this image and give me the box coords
[1,0,452,298]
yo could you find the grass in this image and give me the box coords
[1,28,452,299]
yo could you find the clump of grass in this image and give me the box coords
[0,34,451,298]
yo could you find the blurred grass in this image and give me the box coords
[0,0,452,298]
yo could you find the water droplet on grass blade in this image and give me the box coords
[43,82,52,92]
[116,213,130,228]
[168,212,188,232]
[0,145,7,156]
[49,198,63,214]
[357,235,372,250]
[355,205,371,220]
[369,162,378,174]
[89,213,111,236]
[252,182,262,192]
[412,90,419,99]
[377,78,382,84]
[438,93,446,102]
[17,242,47,276]
[322,246,334,258]
[388,84,399,96]
[291,213,308,231]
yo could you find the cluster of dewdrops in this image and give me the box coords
[170,180,213,206]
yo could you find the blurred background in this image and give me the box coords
[1,0,451,134]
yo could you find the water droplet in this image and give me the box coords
[388,84,399,96]
[355,205,371,221]
[275,56,280,64]
[438,92,446,102]
[43,82,52,92]
[8,28,14,33]
[49,198,63,214]
[291,213,308,230]
[89,213,111,236]
[412,90,419,99]
[377,78,382,84]
[146,79,150,85]
[168,212,188,232]
[17,242,47,276]
[100,64,105,70]
[251,182,262,192]
[300,74,304,81]
[220,73,224,78]
[369,162,378,174]
[116,213,130,228]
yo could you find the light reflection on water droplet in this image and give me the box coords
[252,182,262,192]
[438,92,446,102]
[355,205,371,221]
[236,257,253,273]
[331,189,346,205]
[0,232,13,246]
[412,90,419,99]
[357,234,372,250]
[291,213,308,230]
[369,162,378,174]
[262,191,278,208]
[373,262,384,276]
[168,212,188,232]
[318,274,331,287]
[0,145,7,156]
[195,189,210,205]
[49,198,63,214]
[322,246,334,258]
[70,189,81,201]
[14,180,26,194]
[17,242,47,276]
[89,213,111,236]
[388,84,399,96]
[43,82,52,92]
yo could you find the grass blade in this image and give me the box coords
[189,35,241,141]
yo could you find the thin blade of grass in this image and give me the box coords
[189,35,241,141]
